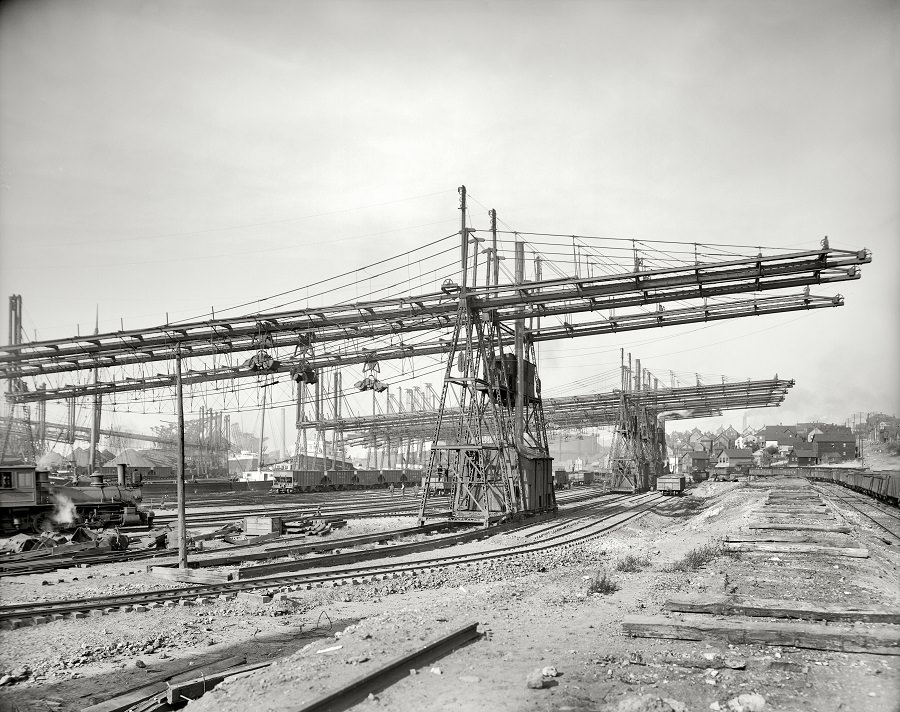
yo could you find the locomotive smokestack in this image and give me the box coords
[116,463,127,486]
[35,469,51,488]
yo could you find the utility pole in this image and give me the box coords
[515,239,526,445]
[459,186,469,292]
[258,381,267,472]
[89,307,100,474]
[175,344,188,570]
[489,208,499,292]
[332,370,341,470]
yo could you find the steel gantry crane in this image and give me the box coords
[0,187,871,526]
[295,376,795,445]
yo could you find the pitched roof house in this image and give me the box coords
[715,448,753,468]
[812,430,856,463]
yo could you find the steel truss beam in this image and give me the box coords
[0,246,868,383]
[6,292,835,403]
[297,378,794,443]
[0,416,222,449]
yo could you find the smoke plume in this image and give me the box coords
[51,493,77,527]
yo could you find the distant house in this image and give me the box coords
[680,450,711,473]
[101,448,174,481]
[712,432,731,453]
[760,426,797,449]
[794,445,818,466]
[72,447,115,476]
[723,425,740,448]
[877,421,900,443]
[812,431,856,464]
[796,422,826,441]
[716,448,754,470]
[778,436,806,455]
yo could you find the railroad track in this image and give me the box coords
[813,482,900,544]
[0,488,607,577]
[0,492,668,623]
[147,499,449,528]
[145,486,606,528]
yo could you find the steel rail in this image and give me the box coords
[811,483,900,543]
[296,622,481,712]
[0,493,667,620]
[234,494,635,579]
[0,489,608,577]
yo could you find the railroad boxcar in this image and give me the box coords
[553,470,569,489]
[271,471,296,494]
[885,472,900,506]
[356,470,382,488]
[0,465,153,534]
[806,468,899,507]
[656,475,686,496]
[380,470,406,488]
[569,470,594,487]
[329,470,352,491]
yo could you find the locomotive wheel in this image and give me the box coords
[31,513,54,533]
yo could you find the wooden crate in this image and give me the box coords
[243,516,283,536]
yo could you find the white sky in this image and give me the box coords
[1,0,898,449]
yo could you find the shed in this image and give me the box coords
[518,446,555,514]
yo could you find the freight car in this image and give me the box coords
[271,469,416,493]
[569,470,595,487]
[808,468,899,507]
[553,470,569,489]
[271,470,337,493]
[0,464,154,534]
[656,475,686,496]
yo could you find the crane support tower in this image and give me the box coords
[417,188,554,527]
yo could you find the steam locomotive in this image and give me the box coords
[0,463,154,534]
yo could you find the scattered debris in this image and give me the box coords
[525,668,546,689]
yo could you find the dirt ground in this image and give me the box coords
[1,480,898,712]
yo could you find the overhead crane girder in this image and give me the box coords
[3,292,836,403]
[0,245,868,387]
[296,378,794,440]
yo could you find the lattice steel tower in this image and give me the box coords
[418,188,554,527]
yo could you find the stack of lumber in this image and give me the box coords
[623,595,900,655]
[80,655,272,712]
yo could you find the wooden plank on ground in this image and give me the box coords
[724,542,867,557]
[80,655,245,712]
[760,507,828,514]
[725,534,844,544]
[764,499,825,509]
[764,500,825,505]
[758,512,835,519]
[223,531,282,546]
[766,498,822,503]
[147,566,232,584]
[748,523,851,532]
[622,615,900,655]
[662,595,900,624]
[166,660,272,704]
